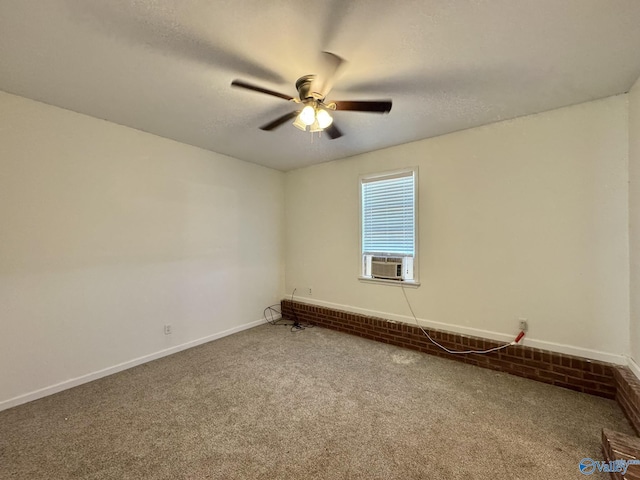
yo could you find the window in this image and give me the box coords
[360,168,418,283]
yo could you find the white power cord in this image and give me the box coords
[401,285,518,355]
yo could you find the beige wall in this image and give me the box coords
[0,92,285,408]
[1,87,635,408]
[630,77,640,368]
[285,95,629,362]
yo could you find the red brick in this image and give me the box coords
[282,299,618,404]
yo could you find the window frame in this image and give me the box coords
[358,167,419,286]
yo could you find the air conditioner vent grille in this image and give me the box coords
[371,256,403,263]
[371,257,403,280]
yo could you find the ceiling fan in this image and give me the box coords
[231,52,392,139]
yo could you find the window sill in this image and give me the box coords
[358,277,420,288]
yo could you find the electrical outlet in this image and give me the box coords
[519,318,528,332]
[308,287,312,296]
[164,324,172,335]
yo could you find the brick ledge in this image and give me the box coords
[281,299,616,398]
[602,429,640,479]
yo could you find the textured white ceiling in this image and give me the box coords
[1,0,640,171]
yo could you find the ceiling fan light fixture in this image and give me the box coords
[292,114,307,131]
[300,105,316,126]
[316,108,333,128]
[309,118,323,133]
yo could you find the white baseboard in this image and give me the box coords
[0,317,269,412]
[627,356,640,381]
[289,296,627,365]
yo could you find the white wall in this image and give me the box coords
[0,92,285,409]
[630,77,640,369]
[285,95,629,363]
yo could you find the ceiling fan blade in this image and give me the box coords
[340,66,501,94]
[259,111,300,131]
[231,80,294,101]
[325,123,343,139]
[320,0,354,50]
[67,2,285,84]
[332,100,392,113]
[317,51,346,98]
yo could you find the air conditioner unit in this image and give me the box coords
[371,256,409,280]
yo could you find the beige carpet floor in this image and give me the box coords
[0,323,634,479]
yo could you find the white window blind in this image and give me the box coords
[362,171,415,256]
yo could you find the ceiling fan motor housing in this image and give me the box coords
[295,74,322,101]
